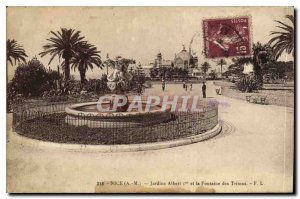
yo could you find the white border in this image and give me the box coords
[2,0,298,198]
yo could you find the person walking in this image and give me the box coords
[183,80,186,89]
[202,82,206,98]
[190,83,193,91]
[162,80,165,92]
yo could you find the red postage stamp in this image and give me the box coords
[203,16,251,58]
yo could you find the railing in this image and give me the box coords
[12,101,219,145]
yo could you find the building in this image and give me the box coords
[153,45,198,70]
[191,68,202,80]
[127,63,138,71]
[150,45,199,80]
[154,52,173,68]
[173,45,197,69]
[161,60,173,67]
[140,64,154,78]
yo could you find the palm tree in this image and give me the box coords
[200,62,211,82]
[216,59,227,79]
[69,42,102,84]
[39,28,85,83]
[7,39,28,66]
[269,15,294,59]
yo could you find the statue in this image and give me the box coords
[106,56,134,112]
[107,56,133,92]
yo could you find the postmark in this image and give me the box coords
[203,16,251,58]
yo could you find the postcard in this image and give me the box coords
[6,6,294,193]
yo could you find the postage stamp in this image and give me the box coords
[202,16,251,58]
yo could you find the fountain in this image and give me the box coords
[13,56,220,148]
[65,56,172,128]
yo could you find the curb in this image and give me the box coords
[10,124,222,153]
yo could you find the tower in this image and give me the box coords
[157,52,162,67]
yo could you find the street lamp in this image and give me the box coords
[188,32,200,68]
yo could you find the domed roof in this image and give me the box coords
[176,46,192,61]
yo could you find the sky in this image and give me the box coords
[7,6,294,80]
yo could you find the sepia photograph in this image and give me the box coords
[6,6,294,193]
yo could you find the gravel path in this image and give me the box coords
[7,81,294,193]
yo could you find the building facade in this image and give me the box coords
[153,45,198,70]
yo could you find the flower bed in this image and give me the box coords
[15,111,218,145]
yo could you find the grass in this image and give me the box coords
[15,112,217,145]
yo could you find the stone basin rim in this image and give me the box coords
[65,101,171,117]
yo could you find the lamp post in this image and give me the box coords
[106,53,109,75]
[188,32,200,68]
[188,32,200,80]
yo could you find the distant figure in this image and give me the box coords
[216,85,222,95]
[183,81,186,89]
[162,80,165,91]
[202,82,206,98]
[185,83,188,91]
[190,83,193,91]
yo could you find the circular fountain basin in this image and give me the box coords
[65,101,172,128]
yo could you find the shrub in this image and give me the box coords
[7,57,65,112]
[128,70,146,95]
[10,58,49,97]
[235,75,263,92]
[85,77,109,94]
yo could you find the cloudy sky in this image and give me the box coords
[7,6,293,80]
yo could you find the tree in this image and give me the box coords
[9,57,49,97]
[129,70,146,95]
[158,67,167,79]
[68,42,102,84]
[165,67,174,80]
[226,63,244,77]
[47,70,61,90]
[7,39,28,66]
[269,15,294,59]
[209,69,217,80]
[150,67,159,79]
[182,68,189,80]
[39,28,85,84]
[200,62,211,81]
[252,42,275,88]
[230,57,252,76]
[216,59,227,79]
[232,42,275,92]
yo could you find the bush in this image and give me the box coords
[85,77,109,94]
[7,82,25,112]
[7,57,65,112]
[128,70,146,95]
[10,58,49,97]
[235,75,263,92]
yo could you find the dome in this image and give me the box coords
[173,45,194,68]
[176,49,191,61]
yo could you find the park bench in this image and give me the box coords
[245,95,267,105]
